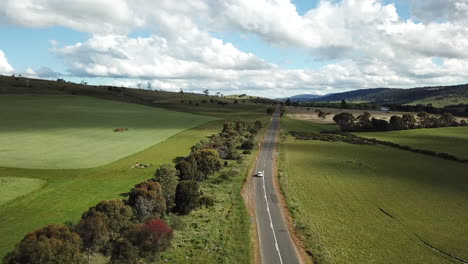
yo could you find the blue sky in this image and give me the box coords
[0,0,467,97]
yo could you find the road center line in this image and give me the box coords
[261,129,284,264]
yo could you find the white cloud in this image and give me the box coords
[0,50,14,75]
[22,66,60,79]
[2,0,468,96]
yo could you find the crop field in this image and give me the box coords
[279,119,468,264]
[357,127,468,159]
[0,94,216,169]
[0,177,47,206]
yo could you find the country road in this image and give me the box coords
[254,106,302,264]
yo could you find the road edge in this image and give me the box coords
[271,121,314,264]
[241,123,269,264]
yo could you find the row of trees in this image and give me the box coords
[4,120,264,264]
[332,112,467,132]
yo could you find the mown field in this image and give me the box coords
[0,177,47,206]
[357,127,468,159]
[0,92,269,261]
[0,94,216,169]
[279,118,468,264]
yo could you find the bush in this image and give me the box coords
[112,219,173,263]
[174,181,200,215]
[199,195,215,208]
[154,164,179,211]
[243,150,252,154]
[4,224,86,264]
[240,140,254,150]
[128,181,166,221]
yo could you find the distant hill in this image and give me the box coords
[292,84,468,107]
[276,94,322,102]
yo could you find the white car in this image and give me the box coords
[257,171,264,177]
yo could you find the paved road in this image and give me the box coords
[254,106,301,264]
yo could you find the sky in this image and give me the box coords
[1,0,468,98]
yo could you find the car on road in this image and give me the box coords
[257,171,264,177]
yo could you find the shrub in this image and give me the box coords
[243,150,252,154]
[199,195,215,208]
[174,181,200,215]
[128,181,166,221]
[109,239,139,264]
[4,224,86,264]
[154,164,179,211]
[240,140,254,150]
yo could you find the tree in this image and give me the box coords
[439,113,457,127]
[285,98,291,106]
[234,99,239,104]
[371,118,390,131]
[4,224,86,264]
[340,99,347,109]
[179,88,184,94]
[192,149,222,180]
[113,219,173,262]
[417,112,430,127]
[315,109,331,119]
[175,181,200,215]
[146,81,152,90]
[75,214,107,263]
[154,164,179,211]
[389,116,404,130]
[80,200,133,241]
[460,120,467,126]
[240,140,254,150]
[176,156,200,181]
[203,89,209,96]
[128,181,166,221]
[109,239,139,264]
[254,120,263,129]
[332,112,355,131]
[356,112,373,130]
[266,107,275,115]
[402,113,417,129]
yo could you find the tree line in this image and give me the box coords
[332,111,467,132]
[3,120,264,264]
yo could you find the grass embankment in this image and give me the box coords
[0,94,215,169]
[356,127,468,159]
[279,118,468,264]
[161,136,264,263]
[0,92,269,261]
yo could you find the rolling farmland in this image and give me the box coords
[279,118,468,264]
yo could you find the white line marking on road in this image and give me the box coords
[262,163,284,264]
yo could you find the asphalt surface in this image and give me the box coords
[254,107,301,264]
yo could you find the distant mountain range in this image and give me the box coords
[282,84,468,107]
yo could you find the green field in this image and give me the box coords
[0,177,47,206]
[0,94,216,169]
[357,127,468,159]
[279,119,468,264]
[407,96,468,108]
[0,92,268,261]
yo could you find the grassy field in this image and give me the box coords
[357,127,468,159]
[0,177,47,206]
[407,96,468,108]
[0,94,215,169]
[279,119,468,264]
[0,91,269,261]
